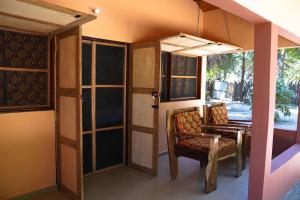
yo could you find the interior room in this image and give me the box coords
[1,1,300,200]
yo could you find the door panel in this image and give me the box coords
[132,47,156,88]
[57,27,82,200]
[132,94,154,128]
[129,42,160,175]
[132,131,153,169]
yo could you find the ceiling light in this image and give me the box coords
[93,8,100,15]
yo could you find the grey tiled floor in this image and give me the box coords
[32,155,249,200]
[282,181,300,200]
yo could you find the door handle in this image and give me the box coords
[152,91,160,99]
[152,105,159,109]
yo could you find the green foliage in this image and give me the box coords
[206,51,254,82]
[274,80,293,121]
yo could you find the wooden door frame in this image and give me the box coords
[128,41,161,175]
[81,37,128,176]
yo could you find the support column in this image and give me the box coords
[248,22,278,200]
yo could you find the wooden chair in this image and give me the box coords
[203,103,252,170]
[166,107,244,193]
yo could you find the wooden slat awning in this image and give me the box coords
[0,0,96,36]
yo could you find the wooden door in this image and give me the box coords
[129,41,160,175]
[56,27,82,200]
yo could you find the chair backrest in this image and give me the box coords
[166,107,201,147]
[203,103,228,125]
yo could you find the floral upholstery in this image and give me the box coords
[174,111,202,134]
[176,137,236,157]
[209,104,228,124]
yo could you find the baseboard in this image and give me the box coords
[8,186,57,200]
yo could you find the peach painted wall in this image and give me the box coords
[41,0,202,43]
[0,111,56,199]
[203,9,297,51]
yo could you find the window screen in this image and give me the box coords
[95,88,123,128]
[160,53,200,101]
[82,43,92,85]
[82,88,92,131]
[96,129,123,170]
[96,44,125,85]
[83,134,93,174]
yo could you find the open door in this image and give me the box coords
[129,41,160,175]
[56,27,82,200]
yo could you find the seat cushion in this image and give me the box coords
[209,105,228,124]
[174,111,202,134]
[176,137,236,157]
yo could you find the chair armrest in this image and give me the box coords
[206,123,251,129]
[174,132,221,139]
[227,121,252,127]
[203,125,245,131]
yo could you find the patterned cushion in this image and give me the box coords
[176,137,236,157]
[174,111,202,134]
[209,105,228,124]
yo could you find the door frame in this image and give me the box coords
[81,37,128,176]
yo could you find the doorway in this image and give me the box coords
[81,38,127,177]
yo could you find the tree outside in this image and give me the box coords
[206,48,300,130]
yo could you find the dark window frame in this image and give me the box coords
[160,52,202,102]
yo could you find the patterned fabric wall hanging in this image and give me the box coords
[0,30,48,68]
[0,30,49,108]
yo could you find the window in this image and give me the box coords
[0,30,50,112]
[160,52,201,102]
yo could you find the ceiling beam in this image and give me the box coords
[193,0,219,12]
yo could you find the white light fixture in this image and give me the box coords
[93,8,100,15]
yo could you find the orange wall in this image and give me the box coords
[203,9,297,50]
[41,0,202,43]
[0,111,56,199]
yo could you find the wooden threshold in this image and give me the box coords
[96,85,125,88]
[83,164,124,177]
[95,125,124,132]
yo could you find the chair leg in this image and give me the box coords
[236,148,242,178]
[169,152,178,179]
[242,134,250,170]
[200,160,207,168]
[236,130,243,178]
[204,140,218,193]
